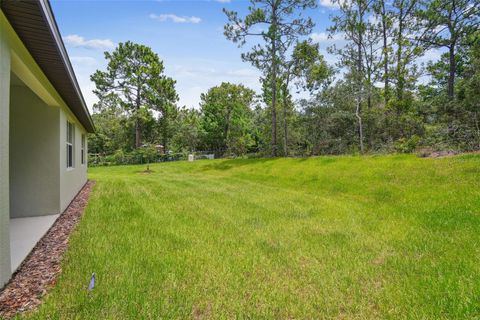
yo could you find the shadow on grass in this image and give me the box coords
[198,155,347,172]
[135,170,155,175]
[199,157,281,171]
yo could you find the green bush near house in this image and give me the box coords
[25,154,480,319]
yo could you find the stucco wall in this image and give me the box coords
[59,110,88,213]
[9,84,60,218]
[10,85,89,218]
[0,15,12,286]
[0,9,90,286]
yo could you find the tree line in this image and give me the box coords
[89,0,479,160]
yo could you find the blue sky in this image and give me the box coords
[51,0,341,111]
[51,0,440,112]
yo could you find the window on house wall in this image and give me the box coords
[81,134,86,165]
[67,121,75,168]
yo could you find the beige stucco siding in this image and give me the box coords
[59,110,88,213]
[9,85,61,218]
[0,15,12,286]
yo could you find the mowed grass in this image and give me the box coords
[24,154,480,319]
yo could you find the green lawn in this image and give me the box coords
[26,154,480,319]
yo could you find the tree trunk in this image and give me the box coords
[381,0,389,105]
[162,123,168,154]
[448,43,456,100]
[135,87,142,148]
[282,86,288,157]
[396,8,404,102]
[224,107,232,151]
[135,121,141,148]
[446,4,456,100]
[270,8,278,157]
[271,72,278,157]
[367,73,372,110]
[357,41,365,154]
[475,112,480,149]
[356,98,364,154]
[357,3,365,153]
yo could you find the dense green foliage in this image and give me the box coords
[25,154,480,318]
[89,1,479,159]
[90,41,177,149]
[224,0,318,156]
[200,83,256,156]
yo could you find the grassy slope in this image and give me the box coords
[25,154,480,319]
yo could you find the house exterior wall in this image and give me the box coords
[0,10,90,287]
[59,110,88,212]
[0,13,12,287]
[9,85,61,218]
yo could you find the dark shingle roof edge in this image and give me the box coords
[1,0,95,133]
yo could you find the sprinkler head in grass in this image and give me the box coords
[88,272,95,291]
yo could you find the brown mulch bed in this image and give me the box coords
[0,180,95,319]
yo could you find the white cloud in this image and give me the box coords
[417,48,443,65]
[149,13,201,24]
[319,0,351,9]
[319,0,339,9]
[368,14,381,25]
[179,86,206,108]
[165,62,261,108]
[310,32,346,48]
[417,48,445,85]
[310,32,330,43]
[309,32,345,66]
[173,65,216,77]
[226,68,258,78]
[63,34,114,50]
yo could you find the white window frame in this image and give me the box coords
[81,134,86,165]
[67,121,75,169]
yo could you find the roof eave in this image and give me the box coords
[38,0,95,132]
[1,0,95,133]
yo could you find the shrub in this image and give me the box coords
[395,135,421,153]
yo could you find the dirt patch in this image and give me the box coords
[417,149,480,158]
[136,165,155,174]
[0,180,95,319]
[417,148,459,158]
[138,169,155,174]
[191,303,213,320]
